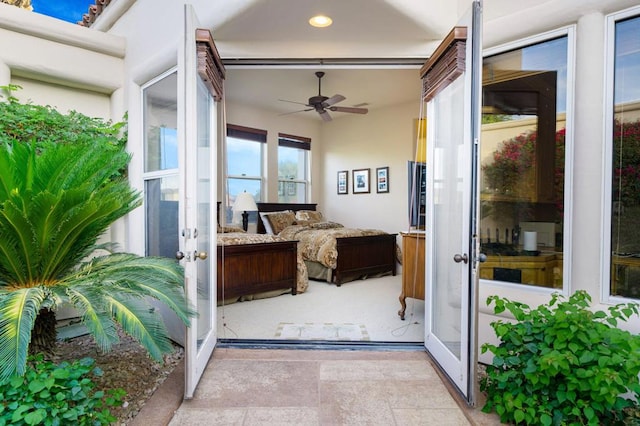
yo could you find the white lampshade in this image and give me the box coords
[233,191,258,212]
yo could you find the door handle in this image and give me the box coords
[453,253,468,264]
[175,251,185,260]
[194,250,208,260]
[478,253,487,263]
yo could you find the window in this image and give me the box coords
[278,133,310,203]
[606,12,640,299]
[479,32,570,289]
[142,70,179,257]
[225,124,265,224]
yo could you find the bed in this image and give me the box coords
[256,202,398,285]
[216,206,308,303]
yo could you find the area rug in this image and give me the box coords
[275,322,370,341]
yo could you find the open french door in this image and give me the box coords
[178,4,220,399]
[423,1,482,403]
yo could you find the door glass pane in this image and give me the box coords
[431,77,464,359]
[480,36,568,289]
[610,15,640,298]
[196,78,212,348]
[145,175,179,257]
[144,72,178,173]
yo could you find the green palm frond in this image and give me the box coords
[0,141,140,285]
[52,253,190,358]
[107,295,174,362]
[65,253,194,324]
[57,285,119,353]
[0,287,48,379]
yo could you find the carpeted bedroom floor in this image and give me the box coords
[216,273,425,342]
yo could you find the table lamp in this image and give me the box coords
[233,191,258,231]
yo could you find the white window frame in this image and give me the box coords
[225,124,266,201]
[141,68,179,257]
[277,133,310,203]
[480,26,576,296]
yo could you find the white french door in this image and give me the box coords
[178,4,218,399]
[424,1,481,403]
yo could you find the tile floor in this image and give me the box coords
[167,348,502,426]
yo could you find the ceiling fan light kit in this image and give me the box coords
[280,71,369,121]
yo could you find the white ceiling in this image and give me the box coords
[191,0,638,120]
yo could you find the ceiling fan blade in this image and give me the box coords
[329,106,369,114]
[323,94,346,107]
[278,98,308,106]
[318,109,332,122]
[279,108,314,116]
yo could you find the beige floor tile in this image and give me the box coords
[168,408,245,425]
[319,381,398,425]
[243,407,320,425]
[319,360,435,381]
[393,408,471,425]
[188,359,320,407]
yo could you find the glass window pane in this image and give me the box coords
[278,145,307,180]
[225,178,261,225]
[610,15,640,298]
[479,36,568,289]
[144,72,178,172]
[226,137,262,176]
[278,181,307,203]
[145,175,179,257]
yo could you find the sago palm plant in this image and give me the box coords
[0,141,192,380]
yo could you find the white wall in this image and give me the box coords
[10,76,112,118]
[319,101,418,234]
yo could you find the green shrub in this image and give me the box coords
[481,290,640,425]
[0,354,125,425]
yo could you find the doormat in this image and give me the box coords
[275,322,370,341]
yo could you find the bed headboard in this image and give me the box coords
[256,202,318,234]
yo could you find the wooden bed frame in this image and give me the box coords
[217,202,298,302]
[257,202,397,285]
[217,240,297,302]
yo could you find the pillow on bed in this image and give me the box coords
[218,224,245,233]
[258,212,276,234]
[295,210,323,222]
[309,221,344,230]
[267,210,296,234]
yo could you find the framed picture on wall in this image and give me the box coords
[352,168,370,194]
[337,170,348,194]
[376,166,389,193]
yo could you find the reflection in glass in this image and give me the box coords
[431,77,464,359]
[479,36,568,289]
[143,72,178,172]
[610,16,640,299]
[195,78,213,350]
[145,176,179,257]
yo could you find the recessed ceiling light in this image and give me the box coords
[309,15,332,28]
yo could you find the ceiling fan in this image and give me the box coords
[279,71,369,121]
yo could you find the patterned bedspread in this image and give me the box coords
[217,232,308,293]
[278,223,389,269]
